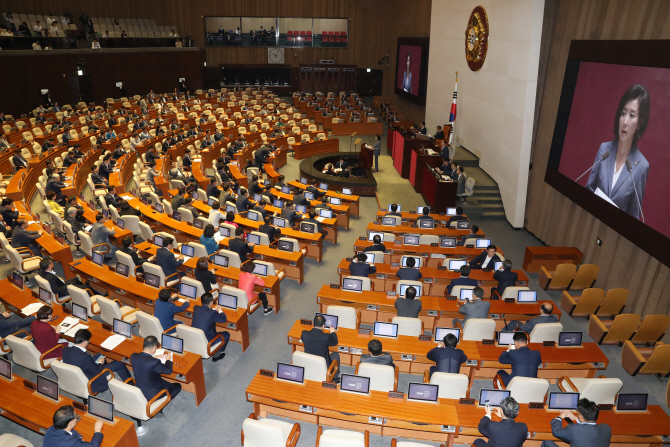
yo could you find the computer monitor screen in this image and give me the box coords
[340,374,371,394]
[558,331,583,347]
[172,211,182,221]
[276,363,305,384]
[273,217,286,227]
[497,331,516,346]
[115,263,129,277]
[342,278,363,292]
[304,192,315,201]
[330,197,341,205]
[208,197,216,206]
[476,239,492,249]
[434,327,460,342]
[616,394,648,411]
[218,293,238,309]
[319,209,333,219]
[245,233,260,244]
[548,392,580,410]
[193,219,204,230]
[179,283,197,299]
[319,182,328,190]
[140,196,148,205]
[36,375,59,401]
[273,199,283,208]
[12,272,23,289]
[226,204,236,214]
[417,206,430,214]
[296,205,307,214]
[92,252,104,266]
[116,218,125,229]
[401,256,421,268]
[459,288,474,301]
[517,290,538,303]
[446,207,457,216]
[449,260,467,271]
[315,313,338,329]
[253,193,262,202]
[247,211,259,222]
[102,210,109,220]
[407,383,439,403]
[387,204,401,212]
[342,188,352,195]
[113,318,132,339]
[253,263,268,276]
[38,287,52,305]
[89,200,96,210]
[364,253,377,264]
[281,186,290,194]
[300,177,308,184]
[373,322,399,338]
[457,220,471,229]
[155,203,164,213]
[145,272,160,288]
[479,389,511,407]
[88,395,115,423]
[219,226,230,238]
[382,217,396,226]
[440,236,457,248]
[278,240,293,252]
[368,231,384,242]
[72,302,88,322]
[494,261,503,270]
[161,333,184,354]
[419,219,435,229]
[399,284,422,298]
[0,358,11,380]
[154,235,164,247]
[404,235,420,246]
[192,191,199,201]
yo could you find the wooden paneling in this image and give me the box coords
[526,0,670,316]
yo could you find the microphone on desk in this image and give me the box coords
[575,151,609,183]
[625,159,645,223]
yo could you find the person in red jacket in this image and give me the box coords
[30,306,66,359]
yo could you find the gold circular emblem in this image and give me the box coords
[465,6,489,71]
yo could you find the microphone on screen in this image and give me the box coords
[625,159,645,223]
[575,151,610,183]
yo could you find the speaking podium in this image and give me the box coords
[359,143,373,169]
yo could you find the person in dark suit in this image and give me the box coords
[119,201,141,217]
[348,253,377,277]
[119,236,149,274]
[107,116,117,127]
[0,213,12,238]
[281,202,300,227]
[419,122,427,135]
[541,398,611,447]
[155,237,186,279]
[453,286,490,327]
[302,315,340,382]
[364,234,386,253]
[62,329,131,393]
[458,225,482,246]
[334,157,347,170]
[236,188,252,213]
[43,405,104,447]
[11,219,43,256]
[303,210,326,237]
[384,204,402,218]
[292,191,309,207]
[62,150,78,168]
[103,186,121,209]
[155,288,189,335]
[65,207,86,235]
[434,125,445,140]
[191,292,229,361]
[229,226,254,262]
[38,259,87,299]
[427,333,467,377]
[206,178,219,199]
[248,176,265,197]
[259,216,281,242]
[446,265,478,295]
[470,245,502,270]
[0,310,35,338]
[396,256,423,281]
[12,149,28,169]
[306,180,326,198]
[194,256,218,292]
[360,339,395,368]
[416,207,434,225]
[496,331,542,386]
[493,260,518,298]
[130,335,181,400]
[504,302,558,332]
[447,206,468,225]
[456,167,467,197]
[90,165,107,187]
[474,396,528,447]
[171,187,186,211]
[395,285,422,318]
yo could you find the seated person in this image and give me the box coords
[504,302,557,332]
[360,339,395,367]
[469,244,502,270]
[302,315,340,382]
[302,210,327,237]
[453,287,489,328]
[46,191,65,217]
[384,204,402,218]
[348,253,377,277]
[364,234,386,253]
[395,256,423,281]
[194,257,218,293]
[229,226,254,262]
[416,207,434,224]
[155,288,189,334]
[447,206,468,224]
[258,216,281,242]
[496,331,542,386]
[306,180,326,198]
[43,406,104,447]
[130,335,181,400]
[30,306,67,359]
[192,292,229,362]
[38,258,87,299]
[458,224,482,246]
[493,260,518,299]
[155,237,186,279]
[119,236,150,274]
[200,224,219,255]
[427,333,467,378]
[119,200,141,216]
[394,286,422,318]
[446,265,477,296]
[542,398,612,447]
[474,397,528,447]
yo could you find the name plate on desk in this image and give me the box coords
[330,284,340,289]
[227,322,237,329]
[23,380,36,391]
[388,391,404,399]
[386,291,397,297]
[350,348,363,355]
[367,304,378,311]
[409,211,417,214]
[441,425,456,433]
[62,307,72,314]
[358,236,366,240]
[424,278,433,283]
[391,263,399,267]
[482,339,495,345]
[401,354,414,361]
[459,398,475,406]
[528,402,545,409]
[489,313,500,319]
[447,296,457,301]
[322,381,337,389]
[431,243,439,247]
[368,416,384,425]
[394,240,401,245]
[437,266,447,270]
[465,360,478,366]
[338,346,350,353]
[504,298,515,303]
[102,323,112,331]
[299,405,313,413]
[410,225,418,228]
[346,257,353,262]
[543,341,555,347]
[598,404,613,411]
[376,274,385,279]
[427,310,438,316]
[259,369,274,378]
[418,335,431,342]
[300,319,312,326]
[358,328,371,335]
[73,401,87,412]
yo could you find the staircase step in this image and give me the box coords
[476,196,503,205]
[482,211,507,220]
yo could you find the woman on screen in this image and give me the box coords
[401,52,412,93]
[586,84,649,220]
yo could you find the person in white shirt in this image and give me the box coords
[469,244,502,270]
[208,202,225,227]
[32,41,42,50]
[91,39,100,49]
[33,21,43,35]
[49,22,59,34]
[103,31,111,38]
[130,135,142,150]
[140,129,150,141]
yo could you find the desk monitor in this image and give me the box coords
[92,252,104,267]
[315,313,338,330]
[300,222,315,233]
[440,236,457,248]
[253,193,262,202]
[456,221,471,229]
[449,260,467,271]
[517,290,538,303]
[319,182,328,190]
[273,217,286,228]
[207,197,216,207]
[276,362,305,384]
[404,235,420,246]
[226,204,236,214]
[296,205,307,214]
[300,177,308,184]
[36,375,59,402]
[476,239,492,249]
[145,272,160,288]
[548,392,580,410]
[434,327,460,342]
[494,261,503,270]
[419,219,435,229]
[273,199,283,208]
[0,357,11,381]
[212,253,229,268]
[616,393,648,412]
[399,284,422,298]
[417,206,430,214]
[140,196,149,205]
[179,283,197,300]
[373,322,399,338]
[116,218,125,229]
[38,287,52,305]
[153,235,164,247]
[247,233,261,245]
[368,231,384,242]
[407,382,439,403]
[446,207,457,216]
[382,217,396,226]
[218,226,230,238]
[459,288,474,301]
[72,302,88,322]
[247,211,259,222]
[479,389,511,407]
[304,192,315,201]
[342,187,352,195]
[218,292,238,309]
[278,240,294,252]
[497,331,516,346]
[342,277,363,292]
[253,263,268,276]
[281,186,290,194]
[319,209,333,219]
[558,331,582,347]
[340,374,371,395]
[102,210,109,220]
[193,219,204,230]
[388,204,402,212]
[364,253,377,264]
[89,200,96,211]
[113,318,133,339]
[192,191,199,201]
[155,203,164,213]
[401,256,422,268]
[88,395,115,423]
[55,234,65,245]
[161,333,184,355]
[329,197,341,205]
[115,262,130,277]
[11,272,23,290]
[172,211,182,222]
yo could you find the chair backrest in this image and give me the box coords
[51,360,92,399]
[640,344,670,375]
[249,231,270,246]
[462,318,496,341]
[139,222,155,242]
[67,286,100,317]
[5,335,48,372]
[601,314,641,344]
[176,324,213,358]
[292,351,327,382]
[529,322,564,343]
[430,373,469,399]
[242,418,292,447]
[135,311,164,339]
[549,264,577,289]
[35,274,58,302]
[578,378,623,405]
[78,231,94,257]
[381,215,401,226]
[182,276,207,298]
[391,316,422,336]
[142,263,170,287]
[507,377,549,404]
[418,235,439,245]
[318,430,366,447]
[570,264,599,290]
[95,296,123,324]
[597,288,629,316]
[218,249,242,268]
[108,378,156,421]
[631,315,670,345]
[278,237,301,252]
[501,286,531,301]
[220,285,250,310]
[0,434,34,447]
[356,363,395,392]
[569,288,605,315]
[344,275,371,291]
[449,285,475,298]
[326,305,358,329]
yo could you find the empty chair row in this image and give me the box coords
[539,263,599,291]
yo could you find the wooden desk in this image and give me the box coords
[351,239,494,266]
[522,247,583,273]
[124,197,202,244]
[288,180,360,217]
[292,138,340,160]
[217,238,305,285]
[374,210,465,224]
[273,187,352,230]
[367,223,473,238]
[422,164,459,210]
[229,163,248,188]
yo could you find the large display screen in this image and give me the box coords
[394,38,429,106]
[545,40,670,265]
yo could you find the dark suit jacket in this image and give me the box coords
[12,155,28,168]
[426,347,467,374]
[396,267,423,281]
[447,215,468,224]
[306,185,325,197]
[301,327,338,365]
[446,277,478,295]
[46,179,66,196]
[120,246,146,267]
[364,243,386,253]
[477,416,528,447]
[258,224,281,242]
[236,196,252,213]
[39,270,70,297]
[469,252,502,269]
[360,353,395,368]
[99,163,112,180]
[155,247,184,278]
[335,161,347,169]
[550,418,611,447]
[104,193,120,209]
[519,314,559,333]
[498,346,542,381]
[0,314,35,338]
[281,208,299,227]
[395,298,422,318]
[292,194,308,206]
[43,426,104,447]
[206,183,219,198]
[62,346,111,393]
[229,237,253,262]
[493,270,518,297]
[348,261,376,277]
[192,305,228,341]
[10,227,41,253]
[130,351,174,400]
[457,174,466,195]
